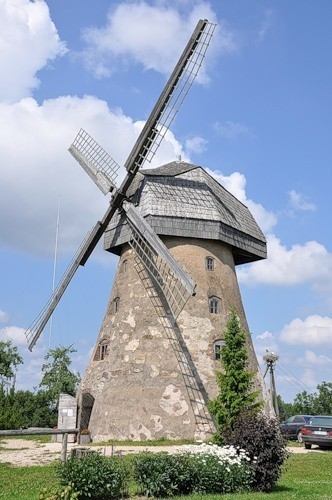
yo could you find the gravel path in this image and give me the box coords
[0,439,326,467]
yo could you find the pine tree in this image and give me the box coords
[208,310,261,439]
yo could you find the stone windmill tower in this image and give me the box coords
[77,161,269,441]
[24,20,271,440]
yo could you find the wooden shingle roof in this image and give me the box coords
[105,161,267,265]
[141,161,198,177]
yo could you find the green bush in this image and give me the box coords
[56,452,128,499]
[133,452,196,497]
[224,411,289,492]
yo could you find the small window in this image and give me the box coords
[214,340,225,360]
[206,256,215,271]
[94,339,109,361]
[111,297,120,314]
[121,260,127,273]
[99,340,109,360]
[209,296,220,314]
[114,297,119,312]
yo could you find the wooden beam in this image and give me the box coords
[0,428,78,436]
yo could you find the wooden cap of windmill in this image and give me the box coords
[105,161,267,265]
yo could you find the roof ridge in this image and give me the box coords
[140,161,199,177]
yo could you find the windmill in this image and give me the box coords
[25,19,271,441]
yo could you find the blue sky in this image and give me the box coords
[0,0,331,403]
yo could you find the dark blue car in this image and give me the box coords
[280,415,312,442]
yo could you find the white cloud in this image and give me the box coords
[0,96,187,257]
[0,310,9,323]
[301,350,332,366]
[256,331,274,340]
[279,315,332,346]
[81,2,235,81]
[213,121,249,140]
[185,136,208,154]
[301,369,317,391]
[0,325,27,345]
[288,189,316,212]
[257,8,274,41]
[253,331,279,366]
[206,168,277,233]
[0,0,67,103]
[238,234,332,287]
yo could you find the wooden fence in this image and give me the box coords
[0,428,79,462]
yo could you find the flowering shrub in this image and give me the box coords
[133,443,254,497]
[177,443,254,494]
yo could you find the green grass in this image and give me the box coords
[90,437,197,447]
[0,463,58,499]
[0,451,332,499]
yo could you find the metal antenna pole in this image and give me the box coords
[49,195,61,349]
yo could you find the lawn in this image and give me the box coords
[0,463,57,499]
[0,452,331,499]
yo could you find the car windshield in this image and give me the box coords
[309,416,332,426]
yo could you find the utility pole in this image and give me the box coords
[263,351,280,418]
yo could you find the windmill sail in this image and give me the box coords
[124,19,216,174]
[24,18,215,350]
[68,129,120,195]
[123,201,196,318]
[25,222,103,351]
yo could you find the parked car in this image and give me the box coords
[301,415,332,449]
[280,415,312,442]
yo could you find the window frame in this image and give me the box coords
[112,297,120,313]
[209,296,220,314]
[94,339,109,361]
[206,256,215,271]
[99,340,109,360]
[213,339,225,360]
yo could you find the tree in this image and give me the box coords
[277,394,294,421]
[0,340,23,390]
[293,382,332,416]
[0,387,60,429]
[39,345,80,411]
[292,390,316,415]
[208,310,261,440]
[315,382,332,414]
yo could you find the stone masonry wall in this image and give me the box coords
[77,236,271,441]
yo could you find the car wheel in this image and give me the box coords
[297,431,303,443]
[304,443,312,450]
